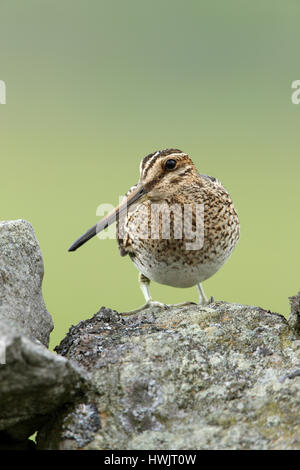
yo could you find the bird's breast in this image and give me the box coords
[117,191,240,287]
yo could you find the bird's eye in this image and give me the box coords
[165,159,177,170]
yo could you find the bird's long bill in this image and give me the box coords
[68,184,145,252]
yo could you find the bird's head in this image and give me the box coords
[68,149,197,252]
[138,149,197,201]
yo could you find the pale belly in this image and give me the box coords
[130,251,228,288]
[120,195,240,288]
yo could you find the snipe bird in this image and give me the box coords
[69,149,240,313]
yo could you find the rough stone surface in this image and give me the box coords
[0,219,53,346]
[37,302,300,450]
[2,218,299,449]
[289,291,300,336]
[0,219,90,446]
[0,334,90,442]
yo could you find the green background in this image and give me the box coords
[0,0,299,350]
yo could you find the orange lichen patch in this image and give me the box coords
[158,319,182,329]
[140,324,152,329]
[221,313,230,322]
[99,410,109,428]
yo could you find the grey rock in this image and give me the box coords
[0,334,90,441]
[0,219,89,444]
[37,303,300,450]
[289,291,300,336]
[0,219,53,346]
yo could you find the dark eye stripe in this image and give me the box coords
[142,152,161,177]
[141,148,183,177]
[141,151,160,172]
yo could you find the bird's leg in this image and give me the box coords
[196,283,214,305]
[166,283,206,309]
[152,283,213,310]
[121,273,167,316]
[197,282,208,305]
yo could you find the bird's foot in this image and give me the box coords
[120,300,168,316]
[198,296,215,306]
[167,301,196,308]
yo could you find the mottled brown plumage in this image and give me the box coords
[115,149,240,310]
[69,149,240,313]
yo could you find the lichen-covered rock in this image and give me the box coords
[37,303,300,450]
[0,219,53,346]
[0,335,90,442]
[289,291,300,336]
[0,219,89,445]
